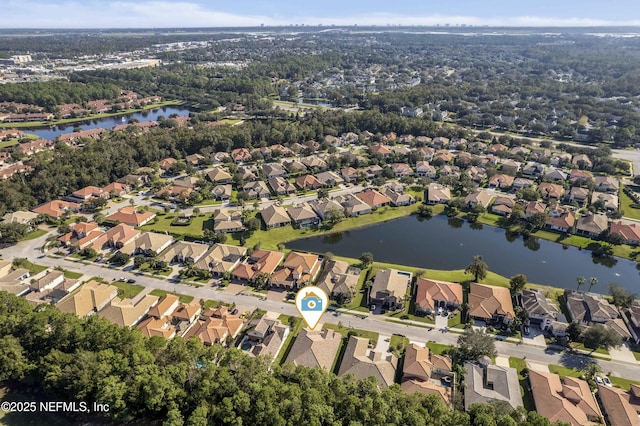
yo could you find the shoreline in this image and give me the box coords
[0,100,184,129]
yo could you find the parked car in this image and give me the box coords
[370,305,376,311]
[523,325,530,335]
[126,278,136,284]
[603,376,613,387]
[595,376,604,385]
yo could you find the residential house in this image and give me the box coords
[231,148,251,163]
[268,176,296,195]
[551,152,573,167]
[137,316,177,339]
[416,161,437,178]
[572,154,593,170]
[592,191,619,211]
[173,176,200,189]
[539,182,565,201]
[106,207,156,227]
[237,164,260,181]
[122,232,174,257]
[622,305,640,345]
[287,203,321,227]
[185,153,205,167]
[57,221,101,247]
[338,336,398,388]
[158,157,178,170]
[524,201,547,218]
[522,162,545,177]
[569,169,593,184]
[488,143,509,154]
[243,181,271,199]
[465,190,494,210]
[468,283,515,324]
[25,272,80,306]
[32,200,80,219]
[335,194,372,216]
[564,290,619,327]
[425,183,451,205]
[370,144,392,157]
[340,167,359,184]
[390,163,414,177]
[14,138,54,156]
[97,223,140,250]
[576,213,608,238]
[2,210,38,227]
[362,165,384,178]
[261,205,291,229]
[609,222,640,246]
[284,328,342,370]
[211,184,233,201]
[414,278,463,315]
[301,156,327,171]
[356,188,392,209]
[247,318,290,360]
[465,166,487,183]
[464,358,523,411]
[316,260,361,301]
[102,182,131,197]
[488,174,514,189]
[194,243,247,276]
[263,163,287,178]
[509,147,530,158]
[0,261,30,296]
[594,176,620,194]
[501,159,522,175]
[544,168,568,182]
[309,198,345,220]
[416,146,435,161]
[146,293,181,319]
[434,150,453,163]
[512,177,534,190]
[57,280,118,318]
[232,249,284,282]
[544,206,576,233]
[519,289,559,329]
[271,251,322,289]
[401,344,452,405]
[29,270,64,292]
[161,241,209,264]
[568,187,590,206]
[369,269,413,311]
[70,185,106,202]
[382,187,415,207]
[283,159,307,174]
[206,167,232,184]
[184,307,244,346]
[531,149,552,162]
[528,370,602,426]
[295,174,323,190]
[116,174,148,187]
[432,137,450,148]
[315,171,344,187]
[155,185,193,202]
[491,197,515,216]
[98,295,159,328]
[597,384,640,426]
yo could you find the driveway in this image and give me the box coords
[377,335,391,353]
[609,343,639,364]
[521,325,547,348]
[435,313,448,329]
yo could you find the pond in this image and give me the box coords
[25,106,190,140]
[286,215,640,292]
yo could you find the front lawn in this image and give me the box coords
[111,281,145,299]
[509,357,536,411]
[389,334,410,357]
[322,323,379,345]
[572,342,610,355]
[141,213,212,236]
[621,185,640,221]
[12,259,47,275]
[609,375,640,390]
[22,228,48,241]
[548,364,582,378]
[425,342,452,355]
[149,289,194,303]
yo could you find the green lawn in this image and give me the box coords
[22,228,48,241]
[609,375,640,390]
[141,213,212,236]
[149,289,194,303]
[548,364,582,378]
[322,323,379,345]
[62,269,83,279]
[344,266,371,312]
[111,281,145,299]
[572,342,610,355]
[509,357,536,411]
[425,342,452,355]
[12,259,47,275]
[633,352,640,362]
[276,314,304,365]
[621,186,640,221]
[448,312,465,328]
[389,334,410,357]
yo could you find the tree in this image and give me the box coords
[509,274,527,296]
[317,188,329,199]
[566,322,582,342]
[110,251,131,266]
[359,252,374,268]
[324,207,345,227]
[465,255,488,282]
[588,276,598,292]
[582,324,622,350]
[416,204,433,218]
[457,328,497,361]
[609,283,636,308]
[528,212,547,231]
[0,222,30,243]
[246,218,261,232]
[576,276,586,292]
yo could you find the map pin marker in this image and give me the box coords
[295,286,329,330]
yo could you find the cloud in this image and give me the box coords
[2,1,640,28]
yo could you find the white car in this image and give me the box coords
[603,376,613,387]
[595,376,603,385]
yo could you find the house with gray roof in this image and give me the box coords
[519,289,559,329]
[464,358,523,411]
[284,328,342,371]
[316,260,361,301]
[286,203,320,227]
[338,336,398,387]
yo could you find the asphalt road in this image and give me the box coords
[3,230,640,381]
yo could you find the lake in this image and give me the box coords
[25,106,190,140]
[287,215,640,292]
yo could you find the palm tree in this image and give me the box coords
[576,276,586,292]
[588,277,598,293]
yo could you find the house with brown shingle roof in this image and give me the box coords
[295,174,323,190]
[539,182,565,201]
[194,243,247,276]
[468,283,515,324]
[32,200,81,219]
[268,176,296,195]
[528,370,602,426]
[524,201,547,218]
[465,190,494,209]
[206,167,232,184]
[334,194,372,216]
[184,307,244,346]
[102,223,140,249]
[98,294,159,328]
[425,183,451,205]
[243,180,270,199]
[232,249,284,282]
[106,206,156,227]
[401,344,452,405]
[137,316,177,339]
[147,294,180,319]
[491,197,515,216]
[576,213,608,238]
[370,144,392,157]
[158,157,178,170]
[286,203,320,227]
[270,251,322,290]
[488,174,514,189]
[122,231,174,256]
[610,222,640,246]
[415,279,463,315]
[260,204,291,229]
[598,384,640,426]
[284,328,342,370]
[369,269,412,311]
[595,176,620,194]
[338,335,398,388]
[161,241,209,264]
[356,188,392,209]
[309,198,345,220]
[544,207,576,233]
[340,167,359,183]
[316,260,361,301]
[231,148,251,163]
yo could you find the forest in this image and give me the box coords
[0,81,121,111]
[0,292,566,426]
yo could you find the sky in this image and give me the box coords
[2,0,640,28]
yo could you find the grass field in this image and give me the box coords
[425,341,452,355]
[609,375,640,390]
[62,269,83,279]
[111,281,145,299]
[21,228,48,241]
[548,364,582,378]
[322,323,379,345]
[149,289,194,303]
[621,185,640,221]
[13,259,47,275]
[572,342,610,355]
